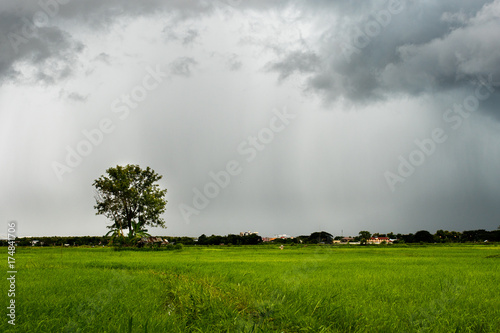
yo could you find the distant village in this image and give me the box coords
[259,233,395,245]
[5,228,499,247]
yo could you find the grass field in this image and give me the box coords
[3,244,499,332]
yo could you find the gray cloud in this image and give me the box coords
[169,57,197,77]
[94,52,111,65]
[380,1,500,94]
[59,89,89,102]
[4,0,496,96]
[264,0,500,109]
[0,12,84,84]
[163,24,201,45]
[266,51,321,81]
[226,53,242,71]
[183,29,199,45]
[0,0,214,85]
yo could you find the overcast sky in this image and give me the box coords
[1,0,500,238]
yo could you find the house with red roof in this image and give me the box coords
[368,237,392,244]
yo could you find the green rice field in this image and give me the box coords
[3,244,499,332]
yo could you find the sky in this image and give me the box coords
[1,0,500,238]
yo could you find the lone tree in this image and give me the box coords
[93,165,167,240]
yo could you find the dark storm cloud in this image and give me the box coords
[0,11,83,84]
[0,0,214,85]
[266,0,500,109]
[3,0,499,99]
[0,0,287,85]
[1,0,286,85]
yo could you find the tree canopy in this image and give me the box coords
[358,230,371,244]
[308,231,333,243]
[414,230,434,243]
[93,164,167,240]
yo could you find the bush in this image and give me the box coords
[165,244,184,251]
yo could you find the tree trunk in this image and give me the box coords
[127,219,132,236]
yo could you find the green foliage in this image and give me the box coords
[358,230,371,245]
[271,237,298,244]
[2,236,109,247]
[196,233,262,245]
[307,231,333,244]
[3,228,499,248]
[93,164,167,239]
[164,237,195,245]
[414,230,434,243]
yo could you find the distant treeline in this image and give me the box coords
[298,229,500,244]
[1,228,499,246]
[392,229,500,244]
[1,236,110,247]
[196,233,262,245]
[293,229,500,244]
[0,234,263,246]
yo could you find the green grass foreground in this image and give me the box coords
[3,244,499,332]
